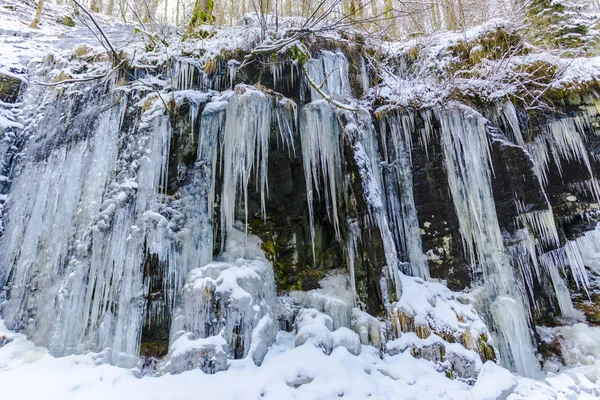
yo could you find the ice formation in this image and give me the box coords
[1,14,600,396]
[167,228,277,373]
[380,112,430,279]
[437,105,540,378]
[300,99,344,243]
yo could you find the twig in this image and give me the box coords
[72,0,120,62]
[33,59,127,87]
[302,65,357,111]
[33,75,107,86]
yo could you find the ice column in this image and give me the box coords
[380,112,430,279]
[437,105,540,378]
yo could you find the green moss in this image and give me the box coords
[526,0,598,52]
[447,27,526,75]
[56,15,75,27]
[140,340,169,358]
[183,28,215,40]
[295,269,325,291]
[290,44,310,66]
[477,333,496,362]
[189,0,214,27]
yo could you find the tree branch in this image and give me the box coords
[72,0,120,62]
[302,65,357,111]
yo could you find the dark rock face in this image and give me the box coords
[160,55,600,327]
[402,113,473,290]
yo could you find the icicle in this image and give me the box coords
[172,58,201,90]
[227,60,240,89]
[539,249,578,317]
[508,229,540,314]
[359,55,370,94]
[564,240,591,293]
[300,100,343,248]
[548,264,577,318]
[346,219,361,300]
[527,114,600,202]
[437,105,540,378]
[348,110,402,300]
[492,101,525,148]
[220,88,272,239]
[274,98,297,157]
[380,112,430,280]
[198,98,228,220]
[516,202,560,248]
[418,109,435,159]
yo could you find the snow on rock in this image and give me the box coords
[351,308,383,348]
[166,333,228,374]
[294,308,362,356]
[294,308,335,354]
[287,272,355,330]
[391,273,488,346]
[167,228,277,373]
[473,361,518,400]
[331,327,362,356]
[539,323,600,369]
[387,332,483,382]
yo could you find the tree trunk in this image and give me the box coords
[190,0,213,27]
[107,0,115,15]
[284,0,291,16]
[216,0,225,24]
[456,0,465,30]
[30,0,44,29]
[91,0,102,13]
[385,0,396,36]
[443,0,458,31]
[119,0,127,22]
[430,2,440,31]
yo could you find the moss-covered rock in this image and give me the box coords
[56,15,75,27]
[0,73,21,103]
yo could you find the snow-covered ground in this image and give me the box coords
[0,319,599,400]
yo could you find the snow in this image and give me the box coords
[394,273,487,338]
[473,361,518,400]
[378,19,600,108]
[3,318,600,399]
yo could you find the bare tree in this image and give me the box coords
[30,0,44,29]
